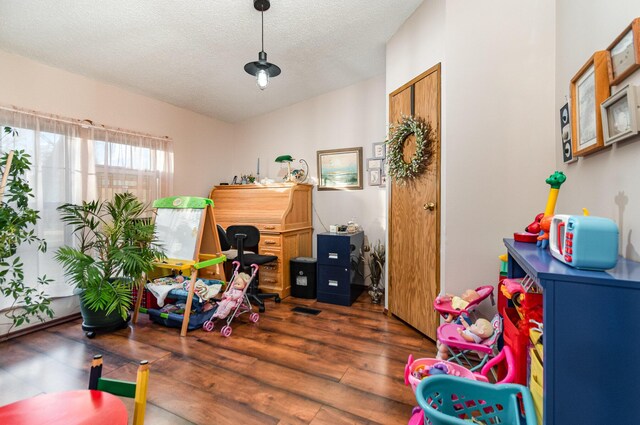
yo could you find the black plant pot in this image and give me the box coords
[77,290,130,338]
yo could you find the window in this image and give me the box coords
[0,107,173,324]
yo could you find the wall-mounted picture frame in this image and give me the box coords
[366,158,383,170]
[607,18,640,86]
[368,169,381,186]
[372,142,386,159]
[317,147,363,191]
[601,85,639,145]
[570,51,611,157]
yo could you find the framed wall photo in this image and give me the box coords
[317,147,363,191]
[366,158,382,170]
[368,169,381,186]
[570,51,611,157]
[372,142,386,159]
[607,18,640,86]
[601,85,639,145]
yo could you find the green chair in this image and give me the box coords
[88,354,150,425]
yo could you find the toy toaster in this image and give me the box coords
[549,215,619,270]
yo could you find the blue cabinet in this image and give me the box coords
[317,231,364,306]
[504,238,640,425]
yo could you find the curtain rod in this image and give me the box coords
[0,104,172,143]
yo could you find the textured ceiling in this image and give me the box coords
[0,0,423,123]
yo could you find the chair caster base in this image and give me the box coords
[275,296,281,303]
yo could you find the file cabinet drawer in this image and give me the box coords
[317,266,350,295]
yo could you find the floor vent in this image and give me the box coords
[291,306,322,315]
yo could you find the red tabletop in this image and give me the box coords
[0,390,128,425]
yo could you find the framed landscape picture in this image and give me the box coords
[317,147,363,191]
[570,51,611,157]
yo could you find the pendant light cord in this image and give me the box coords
[261,10,264,52]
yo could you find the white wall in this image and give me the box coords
[234,75,388,252]
[386,0,556,301]
[0,50,235,197]
[556,1,640,261]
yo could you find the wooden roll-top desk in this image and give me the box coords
[209,183,313,298]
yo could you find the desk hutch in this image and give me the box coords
[505,238,640,425]
[210,183,312,298]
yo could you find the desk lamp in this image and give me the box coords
[275,155,294,182]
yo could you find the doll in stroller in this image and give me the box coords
[202,261,260,337]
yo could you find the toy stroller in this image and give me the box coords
[433,285,494,324]
[202,261,260,337]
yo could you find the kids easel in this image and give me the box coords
[132,196,226,337]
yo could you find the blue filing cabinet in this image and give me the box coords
[317,231,364,306]
[504,238,640,425]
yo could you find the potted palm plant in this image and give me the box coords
[55,192,165,337]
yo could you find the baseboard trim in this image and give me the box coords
[0,313,81,342]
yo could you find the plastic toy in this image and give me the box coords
[202,261,260,337]
[500,278,525,307]
[436,314,502,372]
[457,317,494,343]
[549,214,619,270]
[415,375,538,425]
[405,347,517,425]
[536,171,566,248]
[433,285,494,324]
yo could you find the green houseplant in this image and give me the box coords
[55,192,165,336]
[1,127,54,334]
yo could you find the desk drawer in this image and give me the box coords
[318,266,350,295]
[260,235,281,249]
[258,224,282,232]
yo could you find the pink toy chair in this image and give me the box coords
[436,313,502,374]
[433,285,495,323]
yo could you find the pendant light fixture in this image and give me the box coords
[244,0,281,90]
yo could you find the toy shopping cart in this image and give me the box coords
[416,374,538,425]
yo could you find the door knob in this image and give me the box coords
[423,202,436,211]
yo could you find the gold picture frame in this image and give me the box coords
[570,51,611,157]
[607,18,640,86]
[317,147,363,191]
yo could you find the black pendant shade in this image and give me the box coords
[244,51,281,77]
[244,0,281,88]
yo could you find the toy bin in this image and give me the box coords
[502,306,529,385]
[416,374,538,425]
[529,347,544,425]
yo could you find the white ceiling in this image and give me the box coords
[0,0,422,123]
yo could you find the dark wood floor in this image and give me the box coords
[0,293,437,424]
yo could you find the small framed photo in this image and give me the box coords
[368,169,381,186]
[366,158,382,170]
[372,142,386,159]
[570,51,611,157]
[601,85,639,145]
[607,18,640,86]
[380,175,387,186]
[317,147,363,191]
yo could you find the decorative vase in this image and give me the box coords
[369,280,383,304]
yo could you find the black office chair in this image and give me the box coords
[226,225,281,312]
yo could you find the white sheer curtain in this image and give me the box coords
[0,106,173,331]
